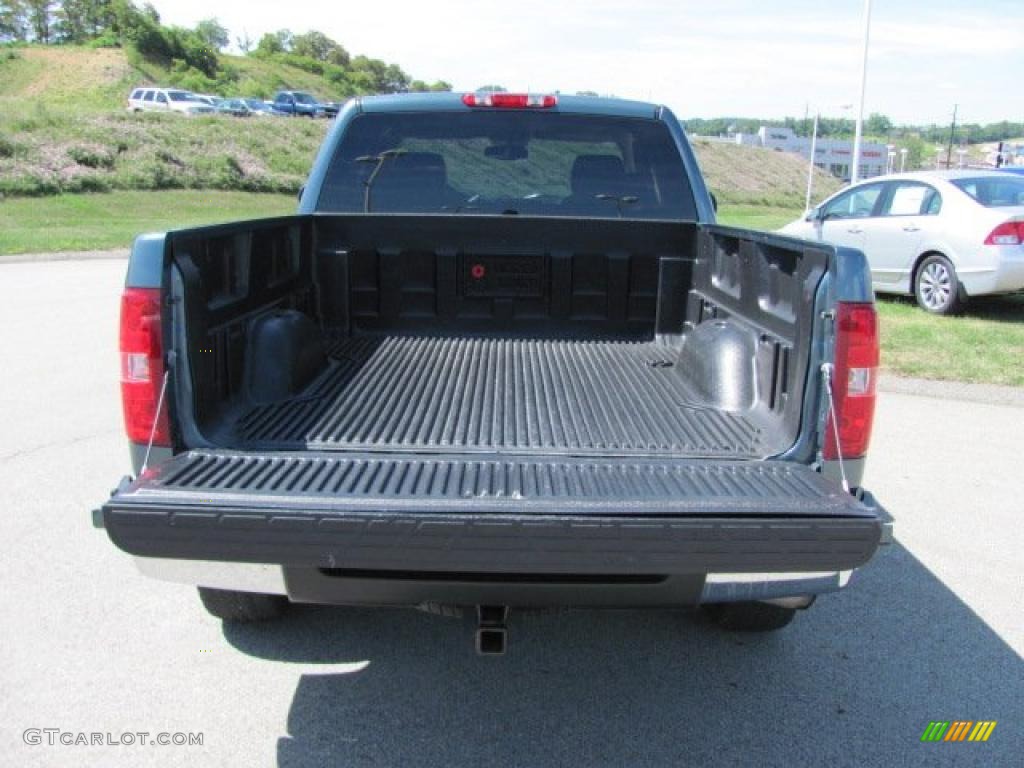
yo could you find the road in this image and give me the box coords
[1,259,1021,767]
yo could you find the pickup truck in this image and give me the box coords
[272,90,337,118]
[96,92,891,652]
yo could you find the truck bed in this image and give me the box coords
[228,335,766,458]
[170,215,827,465]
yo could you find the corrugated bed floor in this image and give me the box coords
[235,336,764,457]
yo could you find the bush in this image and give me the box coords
[65,174,112,193]
[0,174,61,197]
[68,146,115,170]
[0,135,21,158]
[86,32,121,49]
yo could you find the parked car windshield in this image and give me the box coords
[167,92,193,102]
[293,93,317,104]
[950,176,1024,207]
[317,111,696,219]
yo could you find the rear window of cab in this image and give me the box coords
[317,110,696,220]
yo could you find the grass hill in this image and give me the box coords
[0,46,840,209]
[693,138,842,207]
[0,45,380,112]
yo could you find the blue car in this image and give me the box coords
[270,91,325,118]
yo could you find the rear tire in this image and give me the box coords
[914,254,964,315]
[703,601,797,632]
[198,587,288,622]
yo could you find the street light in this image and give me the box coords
[850,0,873,184]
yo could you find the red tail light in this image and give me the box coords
[983,221,1024,245]
[823,302,878,461]
[461,92,557,108]
[120,287,170,446]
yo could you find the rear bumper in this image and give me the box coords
[959,248,1024,296]
[131,556,869,608]
[100,450,889,607]
[104,505,882,575]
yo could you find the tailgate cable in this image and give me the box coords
[820,363,850,493]
[141,362,171,475]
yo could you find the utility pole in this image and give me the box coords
[945,104,958,170]
[851,0,873,184]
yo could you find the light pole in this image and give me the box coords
[850,0,873,184]
[899,147,908,172]
[805,112,820,213]
[805,104,852,212]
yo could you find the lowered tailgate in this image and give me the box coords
[100,451,883,575]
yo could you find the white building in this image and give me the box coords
[734,126,888,180]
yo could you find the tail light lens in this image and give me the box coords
[983,221,1024,245]
[461,93,557,108]
[823,302,878,461]
[119,287,170,446]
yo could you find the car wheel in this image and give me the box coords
[198,587,288,622]
[914,254,964,315]
[703,601,797,632]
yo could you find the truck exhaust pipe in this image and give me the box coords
[475,605,509,655]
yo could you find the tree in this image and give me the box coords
[349,55,410,93]
[23,0,54,42]
[291,29,348,66]
[475,84,507,92]
[0,1,29,41]
[253,28,290,56]
[194,17,228,51]
[235,29,252,54]
[866,112,893,138]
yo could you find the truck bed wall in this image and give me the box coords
[168,215,824,456]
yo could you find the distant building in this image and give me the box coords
[733,126,888,180]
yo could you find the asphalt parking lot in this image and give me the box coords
[1,259,1021,767]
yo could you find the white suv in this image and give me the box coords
[126,87,215,116]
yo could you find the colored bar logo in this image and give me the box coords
[921,721,997,742]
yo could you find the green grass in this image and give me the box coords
[0,190,296,254]
[716,205,801,231]
[0,109,327,197]
[877,295,1024,387]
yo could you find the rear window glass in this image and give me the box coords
[130,89,142,100]
[951,176,1024,207]
[317,111,696,219]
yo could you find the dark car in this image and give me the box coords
[272,91,326,118]
[241,98,279,117]
[215,98,253,117]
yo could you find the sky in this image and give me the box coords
[149,0,1022,125]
